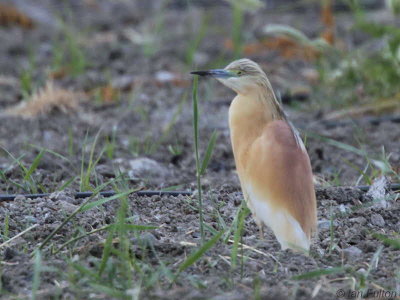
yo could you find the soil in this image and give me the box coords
[0,1,399,299]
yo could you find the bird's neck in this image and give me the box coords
[228,87,286,168]
[229,85,286,131]
[255,77,286,121]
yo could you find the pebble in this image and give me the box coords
[349,216,367,225]
[139,232,157,248]
[128,157,169,180]
[318,219,331,230]
[343,246,362,259]
[318,219,338,230]
[357,268,367,275]
[3,247,18,260]
[14,195,26,202]
[370,213,385,227]
[58,201,78,213]
[111,75,135,90]
[155,70,175,83]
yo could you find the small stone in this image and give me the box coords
[349,217,367,225]
[49,191,66,201]
[343,246,362,259]
[339,204,347,213]
[155,70,175,83]
[357,268,367,275]
[301,68,319,83]
[248,260,262,272]
[191,231,200,239]
[14,195,26,201]
[367,176,390,209]
[58,201,78,213]
[318,219,338,230]
[95,164,115,177]
[318,219,331,230]
[395,221,400,232]
[140,233,157,248]
[370,213,385,227]
[111,75,135,90]
[3,247,18,261]
[128,157,169,181]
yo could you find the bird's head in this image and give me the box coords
[191,58,268,95]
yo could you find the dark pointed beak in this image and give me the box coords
[190,69,234,78]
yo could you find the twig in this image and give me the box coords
[0,224,38,249]
[227,238,282,268]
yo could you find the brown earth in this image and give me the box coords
[0,1,399,299]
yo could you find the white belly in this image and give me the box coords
[245,183,310,251]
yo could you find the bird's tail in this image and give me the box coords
[272,212,311,252]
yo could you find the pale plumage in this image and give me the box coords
[191,59,317,252]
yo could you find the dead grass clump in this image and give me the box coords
[5,81,82,118]
[0,4,35,29]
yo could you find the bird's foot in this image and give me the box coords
[257,222,264,239]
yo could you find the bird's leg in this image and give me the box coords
[257,220,264,239]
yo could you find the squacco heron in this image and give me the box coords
[191,59,317,251]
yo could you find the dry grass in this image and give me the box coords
[0,3,35,29]
[4,81,83,118]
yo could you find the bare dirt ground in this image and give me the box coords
[0,1,399,299]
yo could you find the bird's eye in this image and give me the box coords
[237,71,242,76]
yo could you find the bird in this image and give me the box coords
[191,58,317,252]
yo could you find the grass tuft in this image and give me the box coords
[5,81,81,119]
[173,230,224,283]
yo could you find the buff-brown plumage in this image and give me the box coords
[192,58,317,252]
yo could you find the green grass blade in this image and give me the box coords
[31,250,42,300]
[191,76,205,243]
[185,12,209,66]
[80,132,89,191]
[200,130,218,175]
[2,214,10,240]
[0,169,7,181]
[82,131,102,191]
[24,150,44,181]
[263,24,310,44]
[305,131,366,156]
[99,228,115,276]
[365,245,383,279]
[0,147,28,176]
[80,189,136,212]
[27,144,71,163]
[230,203,250,270]
[119,224,158,231]
[58,176,77,191]
[372,233,400,249]
[192,76,199,169]
[90,284,128,299]
[72,262,99,279]
[292,267,344,280]
[223,202,242,243]
[174,230,224,281]
[203,223,218,235]
[55,223,157,255]
[37,176,126,251]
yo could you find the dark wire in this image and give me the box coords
[0,190,193,202]
[0,183,399,202]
